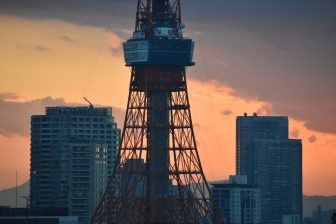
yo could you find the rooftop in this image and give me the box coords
[44,106,113,116]
[211,183,258,189]
[237,112,288,120]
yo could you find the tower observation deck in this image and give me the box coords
[91,1,223,223]
[123,0,194,67]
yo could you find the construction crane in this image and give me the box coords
[83,97,94,109]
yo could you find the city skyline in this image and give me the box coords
[0,0,336,196]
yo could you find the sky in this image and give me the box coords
[0,0,335,195]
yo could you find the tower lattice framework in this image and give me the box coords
[91,0,222,223]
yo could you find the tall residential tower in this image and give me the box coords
[236,113,302,224]
[30,106,120,224]
[211,175,261,224]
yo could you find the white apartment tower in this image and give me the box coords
[211,175,261,224]
[30,106,120,224]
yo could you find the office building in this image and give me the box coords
[211,175,261,224]
[254,139,302,224]
[69,141,110,223]
[30,106,120,224]
[283,214,301,224]
[236,113,288,185]
[236,113,302,224]
[310,206,336,224]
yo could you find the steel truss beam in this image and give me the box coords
[91,1,223,223]
[91,68,223,224]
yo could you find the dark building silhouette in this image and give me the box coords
[0,207,78,224]
[30,106,120,224]
[236,113,302,224]
[236,113,289,185]
[313,206,336,224]
[211,175,261,224]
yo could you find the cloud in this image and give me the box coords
[34,45,53,52]
[118,28,133,35]
[0,94,68,137]
[213,59,231,70]
[0,93,20,101]
[221,110,233,116]
[1,0,336,135]
[0,128,13,138]
[193,123,201,128]
[108,31,124,55]
[0,0,134,30]
[188,1,336,134]
[255,105,272,116]
[60,34,76,43]
[0,93,125,137]
[16,45,54,53]
[308,135,317,143]
[192,31,204,38]
[290,128,300,139]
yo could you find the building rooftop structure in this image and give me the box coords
[211,175,258,189]
[45,106,113,116]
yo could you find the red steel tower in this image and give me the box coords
[91,0,222,223]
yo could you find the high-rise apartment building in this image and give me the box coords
[236,113,288,185]
[30,106,120,224]
[211,175,261,224]
[69,141,110,223]
[254,139,302,224]
[282,214,301,224]
[236,113,302,224]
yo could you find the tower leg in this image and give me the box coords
[148,89,170,222]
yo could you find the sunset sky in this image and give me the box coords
[0,0,335,195]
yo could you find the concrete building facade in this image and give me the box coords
[211,175,261,224]
[236,113,288,185]
[236,113,302,224]
[69,142,110,224]
[254,139,302,224]
[30,106,120,224]
[283,214,301,224]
